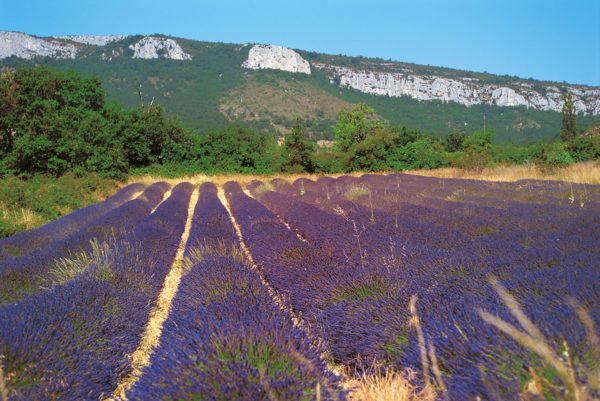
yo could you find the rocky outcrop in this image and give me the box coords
[0,31,78,59]
[242,45,311,74]
[314,63,600,115]
[54,35,129,46]
[128,36,191,60]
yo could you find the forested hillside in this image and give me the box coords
[1,32,598,143]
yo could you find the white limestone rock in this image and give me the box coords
[314,63,600,115]
[242,45,311,74]
[0,31,78,59]
[129,37,191,60]
[54,35,129,46]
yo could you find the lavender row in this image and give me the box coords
[225,182,354,314]
[277,177,599,260]
[0,182,194,400]
[0,182,145,261]
[184,182,237,255]
[246,181,600,399]
[0,182,169,304]
[312,173,600,210]
[130,257,344,401]
[129,187,343,399]
[226,182,405,368]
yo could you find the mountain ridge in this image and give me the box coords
[1,30,598,142]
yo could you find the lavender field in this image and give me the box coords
[0,174,598,401]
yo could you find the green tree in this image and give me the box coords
[560,93,577,142]
[389,138,448,170]
[444,132,467,152]
[199,126,279,173]
[282,119,315,173]
[346,127,401,171]
[454,130,494,170]
[0,66,195,178]
[121,106,194,168]
[332,103,383,151]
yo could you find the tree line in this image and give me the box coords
[0,66,598,179]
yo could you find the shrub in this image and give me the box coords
[198,126,281,173]
[567,135,600,162]
[313,150,349,173]
[389,139,449,170]
[0,67,197,179]
[532,142,575,168]
[444,132,467,152]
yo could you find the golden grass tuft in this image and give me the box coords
[126,162,600,193]
[343,185,372,201]
[343,369,436,401]
[184,238,246,268]
[0,202,45,231]
[407,161,600,184]
[0,355,7,401]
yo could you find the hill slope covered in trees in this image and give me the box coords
[1,31,598,143]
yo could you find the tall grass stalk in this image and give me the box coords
[478,276,599,401]
[0,355,7,401]
[409,296,447,398]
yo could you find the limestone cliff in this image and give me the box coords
[0,31,78,59]
[128,36,192,60]
[54,35,129,46]
[314,63,600,115]
[242,45,311,74]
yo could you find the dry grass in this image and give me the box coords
[0,355,7,401]
[219,76,352,134]
[43,238,115,289]
[126,162,600,190]
[343,369,436,401]
[479,276,600,401]
[127,171,362,188]
[0,202,45,231]
[184,238,246,268]
[407,161,600,184]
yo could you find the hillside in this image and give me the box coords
[1,30,599,142]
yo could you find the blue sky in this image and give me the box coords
[2,0,599,85]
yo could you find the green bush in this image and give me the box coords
[0,66,197,179]
[198,126,281,174]
[0,219,24,238]
[281,120,316,173]
[389,139,449,170]
[531,142,574,168]
[450,130,494,170]
[491,143,534,164]
[445,132,467,152]
[313,150,348,173]
[567,135,600,162]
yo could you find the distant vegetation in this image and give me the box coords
[1,66,598,183]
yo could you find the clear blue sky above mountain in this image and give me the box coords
[3,0,599,86]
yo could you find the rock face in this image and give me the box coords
[314,63,600,115]
[242,45,311,74]
[0,31,78,59]
[128,36,191,60]
[54,35,129,46]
